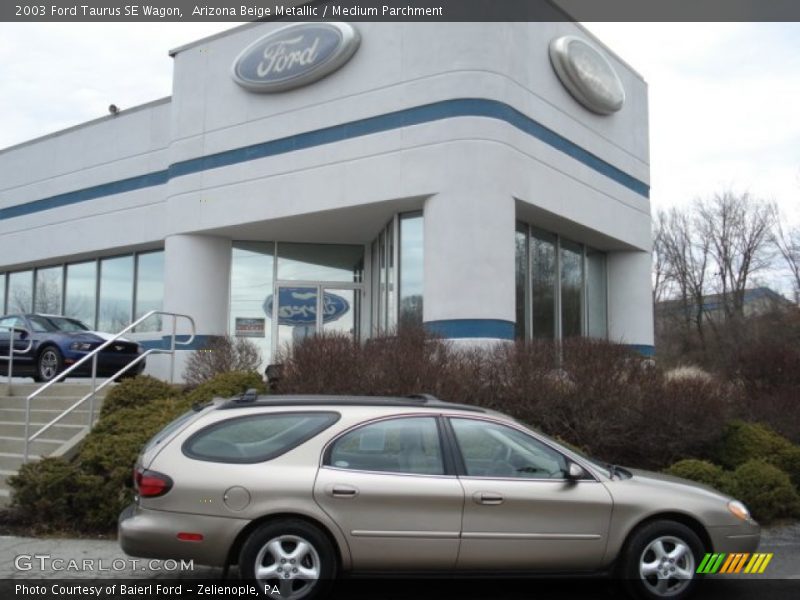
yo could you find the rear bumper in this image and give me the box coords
[118,503,248,567]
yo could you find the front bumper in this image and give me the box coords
[708,521,761,554]
[118,503,249,567]
[65,353,146,377]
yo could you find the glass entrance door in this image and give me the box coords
[270,284,360,358]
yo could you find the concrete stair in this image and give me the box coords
[0,383,110,507]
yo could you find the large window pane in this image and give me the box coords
[587,248,607,339]
[8,271,33,313]
[386,224,396,331]
[230,242,274,368]
[98,256,133,332]
[277,243,364,282]
[399,213,423,328]
[560,240,584,338]
[515,224,527,339]
[65,262,96,327]
[34,267,63,314]
[135,251,165,332]
[0,274,6,314]
[531,231,556,339]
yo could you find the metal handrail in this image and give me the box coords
[23,310,195,462]
[1,325,34,385]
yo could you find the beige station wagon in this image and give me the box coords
[118,393,759,600]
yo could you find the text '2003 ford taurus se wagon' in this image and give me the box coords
[119,393,759,600]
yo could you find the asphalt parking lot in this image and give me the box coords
[1,524,798,598]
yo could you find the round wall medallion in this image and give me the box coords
[549,35,626,115]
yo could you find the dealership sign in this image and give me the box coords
[549,35,625,115]
[263,288,350,326]
[232,22,360,92]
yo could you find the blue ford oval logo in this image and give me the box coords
[263,288,350,326]
[232,23,360,93]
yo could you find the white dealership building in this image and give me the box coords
[0,22,653,379]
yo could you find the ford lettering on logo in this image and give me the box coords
[263,288,350,326]
[232,23,360,93]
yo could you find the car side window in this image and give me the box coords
[183,411,339,463]
[327,417,445,475]
[450,418,567,479]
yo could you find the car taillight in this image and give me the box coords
[133,467,173,498]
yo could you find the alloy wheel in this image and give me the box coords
[254,534,321,600]
[638,535,696,597]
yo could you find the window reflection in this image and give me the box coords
[35,267,63,314]
[399,213,423,328]
[514,225,527,339]
[587,249,607,339]
[560,240,583,338]
[0,274,6,314]
[65,262,96,326]
[515,222,606,341]
[135,251,164,332]
[230,242,275,368]
[98,256,133,332]
[8,271,33,313]
[532,230,556,340]
[277,243,363,282]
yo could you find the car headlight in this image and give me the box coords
[69,341,94,351]
[728,500,751,521]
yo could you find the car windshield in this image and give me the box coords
[27,315,91,333]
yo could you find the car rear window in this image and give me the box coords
[183,411,339,463]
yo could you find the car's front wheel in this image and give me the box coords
[620,520,704,600]
[34,347,63,383]
[239,519,336,600]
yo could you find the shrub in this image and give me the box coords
[183,336,262,386]
[728,460,800,523]
[100,375,177,417]
[278,332,739,470]
[665,459,732,493]
[716,421,791,468]
[185,370,266,404]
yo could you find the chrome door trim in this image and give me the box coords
[461,532,602,540]
[351,530,460,539]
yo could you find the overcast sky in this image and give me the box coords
[1,21,798,226]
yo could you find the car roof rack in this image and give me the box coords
[218,393,486,413]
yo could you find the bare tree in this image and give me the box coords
[652,212,669,304]
[772,214,800,303]
[695,191,776,320]
[656,206,711,348]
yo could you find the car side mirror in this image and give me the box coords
[566,461,587,480]
[16,329,28,340]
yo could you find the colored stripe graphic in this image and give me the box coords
[699,553,773,575]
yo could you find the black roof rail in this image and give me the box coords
[405,393,441,403]
[217,394,486,413]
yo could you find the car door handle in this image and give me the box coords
[329,485,359,498]
[474,492,504,505]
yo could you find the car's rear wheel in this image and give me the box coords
[239,519,336,600]
[34,347,63,383]
[619,520,704,600]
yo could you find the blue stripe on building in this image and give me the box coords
[0,97,649,222]
[424,319,516,340]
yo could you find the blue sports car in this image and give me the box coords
[0,313,145,383]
